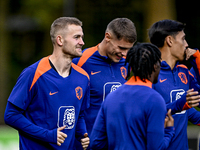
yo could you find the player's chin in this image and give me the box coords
[77,49,83,55]
[113,55,122,62]
[73,52,82,58]
[180,56,186,62]
[112,58,121,63]
[77,53,82,57]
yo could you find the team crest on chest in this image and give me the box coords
[178,72,188,84]
[103,82,122,101]
[170,89,186,114]
[120,66,127,79]
[75,86,83,100]
[58,106,75,129]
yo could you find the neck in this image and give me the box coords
[49,52,72,77]
[160,47,176,70]
[98,40,107,56]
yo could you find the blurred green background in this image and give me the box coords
[0,126,18,150]
[1,0,200,149]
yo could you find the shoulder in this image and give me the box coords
[19,58,43,79]
[77,45,98,67]
[12,58,46,92]
[71,63,90,80]
[28,56,52,90]
[176,64,188,70]
[148,89,166,105]
[176,64,195,77]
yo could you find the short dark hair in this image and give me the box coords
[106,18,137,43]
[148,19,186,47]
[125,43,161,81]
[50,17,82,44]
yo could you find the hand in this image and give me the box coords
[164,109,174,128]
[185,48,197,60]
[186,89,200,107]
[81,133,90,150]
[57,126,67,146]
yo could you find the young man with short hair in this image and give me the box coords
[73,18,137,140]
[4,17,90,150]
[148,19,200,150]
[90,43,175,149]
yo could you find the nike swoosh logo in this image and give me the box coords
[160,78,167,83]
[49,91,58,95]
[91,71,101,75]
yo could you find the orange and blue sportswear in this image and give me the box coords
[90,76,175,149]
[4,56,90,150]
[73,44,128,137]
[153,51,200,150]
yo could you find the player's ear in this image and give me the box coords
[165,35,173,47]
[154,61,161,71]
[56,35,63,46]
[105,32,112,42]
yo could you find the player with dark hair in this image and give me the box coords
[73,18,137,145]
[4,17,90,150]
[148,19,200,150]
[90,42,175,150]
[126,43,160,83]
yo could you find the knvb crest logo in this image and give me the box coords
[75,86,83,100]
[178,72,188,84]
[103,82,122,101]
[110,84,121,92]
[120,66,127,79]
[57,106,75,129]
[170,89,186,114]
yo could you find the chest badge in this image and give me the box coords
[178,72,188,84]
[120,66,127,79]
[75,86,83,100]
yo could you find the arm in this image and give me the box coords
[187,49,200,82]
[76,83,90,139]
[75,83,90,149]
[81,133,90,150]
[4,66,67,146]
[4,102,58,143]
[166,88,200,115]
[75,110,87,140]
[166,93,189,115]
[90,105,108,149]
[164,109,174,128]
[75,110,90,150]
[165,68,200,114]
[187,108,200,126]
[147,95,175,150]
[5,102,67,146]
[152,83,191,115]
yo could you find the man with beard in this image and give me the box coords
[4,17,90,150]
[90,43,175,150]
[148,19,200,150]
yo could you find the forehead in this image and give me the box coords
[112,38,134,48]
[65,24,83,35]
[175,30,185,39]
